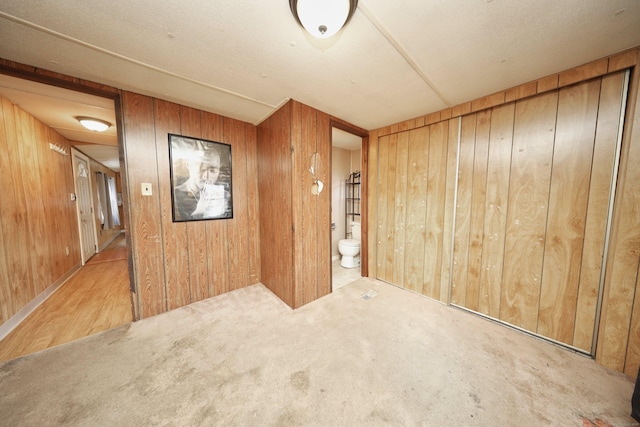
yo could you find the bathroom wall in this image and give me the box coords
[331,147,362,259]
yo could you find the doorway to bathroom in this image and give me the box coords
[331,126,364,291]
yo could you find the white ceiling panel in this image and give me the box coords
[0,0,639,163]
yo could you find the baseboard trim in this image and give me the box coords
[0,263,82,341]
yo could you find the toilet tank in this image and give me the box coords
[351,222,361,240]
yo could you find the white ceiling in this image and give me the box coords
[0,0,639,166]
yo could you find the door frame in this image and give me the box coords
[330,117,369,277]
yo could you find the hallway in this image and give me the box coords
[0,234,132,362]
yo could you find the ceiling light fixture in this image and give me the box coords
[76,116,112,132]
[289,0,358,39]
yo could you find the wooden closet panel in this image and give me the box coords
[404,127,429,294]
[451,114,477,306]
[375,135,390,280]
[202,112,229,298]
[597,70,640,373]
[377,134,395,283]
[478,103,515,317]
[439,119,460,302]
[225,117,250,292]
[574,72,626,351]
[383,134,398,283]
[466,110,491,312]
[153,99,190,310]
[423,121,448,299]
[392,131,409,287]
[500,92,558,331]
[537,79,601,344]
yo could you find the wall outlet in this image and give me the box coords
[141,183,152,196]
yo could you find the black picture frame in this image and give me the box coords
[168,133,233,222]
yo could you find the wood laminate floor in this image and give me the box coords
[0,234,133,362]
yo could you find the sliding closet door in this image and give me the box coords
[376,120,455,301]
[451,71,626,352]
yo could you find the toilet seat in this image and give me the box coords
[339,239,359,247]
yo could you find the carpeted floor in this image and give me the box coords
[0,278,636,426]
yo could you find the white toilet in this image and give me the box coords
[339,222,361,268]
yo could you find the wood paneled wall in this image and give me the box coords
[121,92,261,319]
[368,47,640,375]
[450,74,624,353]
[257,100,331,308]
[0,95,81,327]
[374,120,458,302]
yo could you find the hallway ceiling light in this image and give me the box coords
[76,116,111,132]
[289,0,358,38]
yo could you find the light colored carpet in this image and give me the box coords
[0,278,636,426]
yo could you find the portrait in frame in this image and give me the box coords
[168,134,233,222]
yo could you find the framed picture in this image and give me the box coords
[168,133,233,222]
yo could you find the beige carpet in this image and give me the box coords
[0,278,636,426]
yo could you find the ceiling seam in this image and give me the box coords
[357,2,452,107]
[0,12,278,110]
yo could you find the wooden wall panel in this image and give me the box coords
[181,107,209,304]
[292,101,312,305]
[153,99,189,310]
[392,131,409,288]
[257,102,295,307]
[201,112,229,298]
[537,80,600,344]
[121,92,261,319]
[367,129,379,280]
[225,117,250,292]
[478,103,514,317]
[375,135,390,281]
[500,92,558,331]
[466,110,491,312]
[32,119,54,293]
[423,121,448,299]
[383,134,398,283]
[256,100,330,309]
[439,118,459,302]
[404,127,429,293]
[598,66,640,373]
[0,95,81,328]
[245,123,261,285]
[122,92,166,318]
[16,108,45,300]
[316,111,331,299]
[368,50,640,375]
[573,73,625,351]
[451,114,477,306]
[0,97,21,321]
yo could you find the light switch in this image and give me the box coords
[141,183,152,196]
